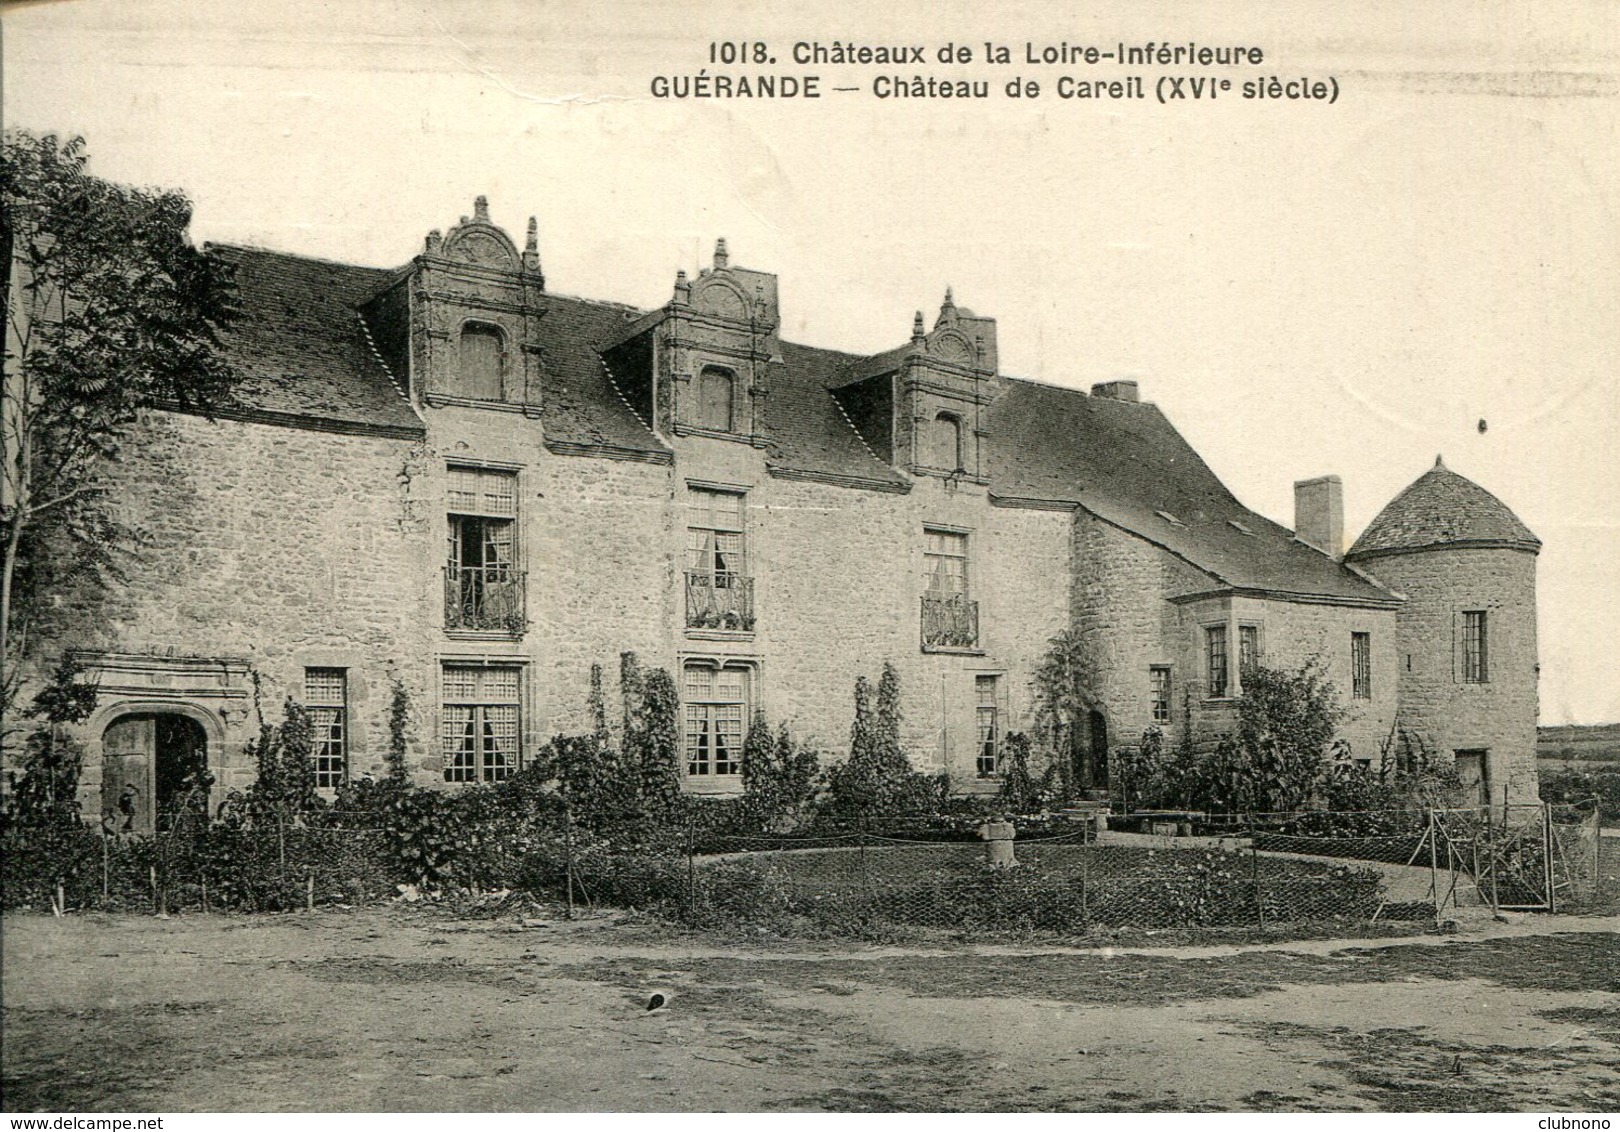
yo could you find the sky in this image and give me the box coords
[6,0,1618,722]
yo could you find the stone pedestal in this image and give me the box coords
[979,820,1016,868]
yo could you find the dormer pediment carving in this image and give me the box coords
[439,196,522,270]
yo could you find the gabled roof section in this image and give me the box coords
[986,379,1397,605]
[533,293,670,461]
[207,245,423,438]
[766,342,911,491]
[1347,457,1540,560]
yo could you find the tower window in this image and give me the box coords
[1150,666,1172,724]
[1351,632,1372,699]
[1462,611,1489,683]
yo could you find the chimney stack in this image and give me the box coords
[1090,380,1140,403]
[1294,475,1344,559]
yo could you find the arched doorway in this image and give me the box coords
[102,713,210,833]
[1086,710,1110,793]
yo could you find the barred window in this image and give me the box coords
[683,662,748,777]
[442,664,522,783]
[1352,632,1372,699]
[1206,625,1229,698]
[1150,666,1172,724]
[304,668,347,789]
[1462,611,1489,684]
[975,675,1001,778]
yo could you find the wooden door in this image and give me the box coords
[103,716,155,834]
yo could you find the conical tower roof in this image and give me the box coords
[1346,457,1540,560]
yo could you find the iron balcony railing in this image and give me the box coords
[921,592,979,650]
[444,566,527,634]
[685,571,755,632]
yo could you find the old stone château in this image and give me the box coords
[16,198,1541,829]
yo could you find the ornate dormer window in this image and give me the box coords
[405,196,547,413]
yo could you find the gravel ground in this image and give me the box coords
[2,905,1615,1112]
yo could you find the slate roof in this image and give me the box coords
[1347,458,1540,559]
[529,293,667,459]
[209,245,423,436]
[767,342,910,489]
[983,379,1396,604]
[205,243,1399,604]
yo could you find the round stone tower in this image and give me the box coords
[1345,457,1541,807]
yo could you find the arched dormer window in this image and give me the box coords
[457,322,505,401]
[932,412,965,472]
[696,366,736,432]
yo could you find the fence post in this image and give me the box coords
[1427,811,1440,925]
[858,814,871,899]
[1544,803,1557,915]
[1251,842,1265,932]
[1080,847,1089,927]
[101,834,110,904]
[563,805,575,922]
[686,813,697,917]
[1486,802,1499,915]
[1596,803,1605,904]
[306,872,315,913]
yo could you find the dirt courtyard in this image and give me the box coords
[3,906,1617,1112]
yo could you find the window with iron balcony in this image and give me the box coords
[686,486,754,633]
[444,466,526,636]
[922,528,978,650]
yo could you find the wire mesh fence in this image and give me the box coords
[4,798,1605,934]
[1,811,394,915]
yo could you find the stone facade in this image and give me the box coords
[6,198,1541,821]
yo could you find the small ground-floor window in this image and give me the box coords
[683,662,749,777]
[304,667,348,788]
[442,664,522,783]
[975,675,1001,777]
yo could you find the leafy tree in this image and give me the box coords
[1031,627,1102,797]
[741,712,819,828]
[824,662,941,816]
[635,668,682,816]
[1234,661,1343,813]
[1,654,99,829]
[1,131,238,721]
